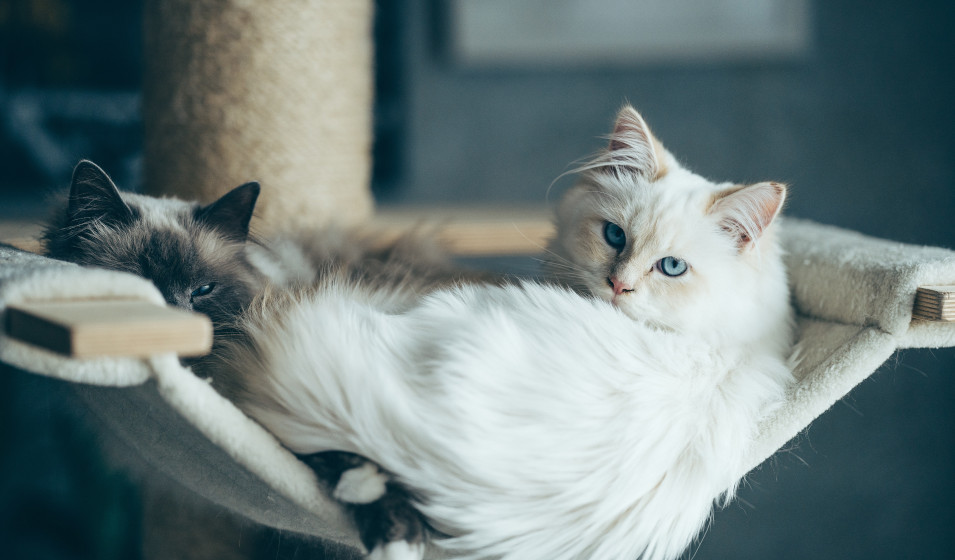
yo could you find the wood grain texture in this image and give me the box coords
[912,286,955,322]
[5,300,212,358]
[375,206,554,256]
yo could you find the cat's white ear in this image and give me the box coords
[607,105,661,179]
[197,182,260,241]
[709,182,787,251]
[68,160,133,226]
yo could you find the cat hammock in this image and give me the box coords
[3,1,954,557]
[2,222,954,557]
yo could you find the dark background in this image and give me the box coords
[1,1,953,559]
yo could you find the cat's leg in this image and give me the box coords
[352,482,427,560]
[300,452,428,560]
[367,542,425,560]
[334,459,390,504]
[303,450,389,504]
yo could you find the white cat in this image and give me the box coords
[545,105,792,357]
[206,105,795,560]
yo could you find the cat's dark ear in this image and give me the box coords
[709,182,787,251]
[606,105,663,179]
[67,160,133,226]
[196,182,260,241]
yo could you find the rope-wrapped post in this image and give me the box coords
[143,0,374,231]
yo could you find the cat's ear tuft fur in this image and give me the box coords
[67,160,133,227]
[606,105,662,180]
[709,182,786,251]
[197,182,260,242]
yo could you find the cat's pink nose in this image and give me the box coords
[607,276,633,296]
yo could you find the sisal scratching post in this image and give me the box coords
[143,0,374,231]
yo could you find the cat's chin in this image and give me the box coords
[589,286,639,318]
[603,296,676,333]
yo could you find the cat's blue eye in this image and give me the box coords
[603,222,627,251]
[656,257,688,277]
[191,283,216,298]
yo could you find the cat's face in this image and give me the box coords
[44,161,265,330]
[547,106,790,348]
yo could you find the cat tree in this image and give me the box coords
[1,1,954,559]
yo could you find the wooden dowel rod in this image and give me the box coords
[5,300,212,358]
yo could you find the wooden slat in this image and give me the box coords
[912,286,955,322]
[375,206,554,256]
[5,300,212,358]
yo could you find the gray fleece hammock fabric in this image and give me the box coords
[2,219,954,555]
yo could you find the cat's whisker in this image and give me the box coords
[535,264,591,283]
[506,227,577,270]
[535,250,590,275]
[502,225,598,284]
[538,260,593,283]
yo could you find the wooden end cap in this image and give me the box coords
[913,286,955,322]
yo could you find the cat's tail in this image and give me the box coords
[214,282,420,456]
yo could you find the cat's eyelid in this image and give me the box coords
[602,221,627,251]
[190,282,217,298]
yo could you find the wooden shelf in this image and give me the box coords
[375,206,553,256]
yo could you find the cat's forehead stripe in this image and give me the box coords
[84,192,249,281]
[123,191,197,234]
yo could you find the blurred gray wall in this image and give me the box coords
[394,1,953,250]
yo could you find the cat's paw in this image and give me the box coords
[367,540,425,560]
[333,461,389,504]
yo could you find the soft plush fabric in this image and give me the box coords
[745,220,955,471]
[1,220,954,555]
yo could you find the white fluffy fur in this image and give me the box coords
[368,540,426,560]
[210,104,796,560]
[218,277,792,560]
[334,462,389,504]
